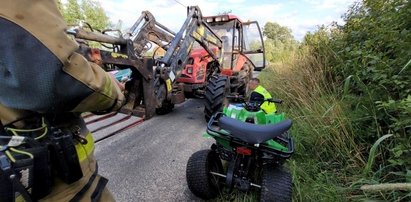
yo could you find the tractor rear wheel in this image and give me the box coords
[204,75,230,122]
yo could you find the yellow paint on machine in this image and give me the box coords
[192,32,201,41]
[197,25,205,35]
[166,79,172,92]
[192,25,205,41]
[111,52,128,59]
[206,34,218,45]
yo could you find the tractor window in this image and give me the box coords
[243,21,265,70]
[208,21,236,69]
[209,21,235,51]
[233,22,241,51]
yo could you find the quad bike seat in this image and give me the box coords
[218,116,292,144]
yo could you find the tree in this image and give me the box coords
[304,1,411,200]
[263,22,294,43]
[63,0,83,25]
[262,22,297,62]
[81,0,109,30]
[57,0,109,30]
[56,0,64,14]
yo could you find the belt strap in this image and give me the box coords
[69,163,101,202]
[91,176,108,202]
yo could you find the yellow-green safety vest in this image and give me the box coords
[253,85,276,114]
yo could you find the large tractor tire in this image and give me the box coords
[260,165,292,202]
[204,75,230,122]
[186,149,224,200]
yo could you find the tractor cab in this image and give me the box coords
[177,14,265,97]
[204,15,265,72]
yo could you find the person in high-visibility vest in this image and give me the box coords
[0,1,125,201]
[248,78,277,114]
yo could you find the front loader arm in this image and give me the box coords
[66,6,223,115]
[159,6,223,82]
[126,11,176,54]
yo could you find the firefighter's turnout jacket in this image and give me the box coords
[0,0,124,201]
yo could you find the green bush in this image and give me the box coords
[300,0,411,200]
[258,0,410,201]
[260,52,365,201]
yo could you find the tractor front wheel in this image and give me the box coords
[204,75,230,122]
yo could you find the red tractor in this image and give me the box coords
[176,14,266,121]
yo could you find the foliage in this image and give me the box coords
[259,52,365,201]
[322,3,411,196]
[81,0,110,30]
[263,22,293,43]
[62,0,83,25]
[259,0,410,200]
[56,0,109,30]
[262,22,298,62]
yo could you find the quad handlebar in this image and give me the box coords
[226,95,283,104]
[225,95,282,112]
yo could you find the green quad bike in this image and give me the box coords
[186,96,294,202]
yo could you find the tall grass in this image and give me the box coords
[259,49,367,201]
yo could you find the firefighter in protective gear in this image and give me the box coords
[0,0,124,201]
[248,78,276,114]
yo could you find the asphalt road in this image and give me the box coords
[94,99,213,202]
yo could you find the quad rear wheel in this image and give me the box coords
[186,149,224,200]
[260,165,292,202]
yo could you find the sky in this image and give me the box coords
[99,0,358,41]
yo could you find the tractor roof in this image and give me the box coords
[204,14,242,23]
